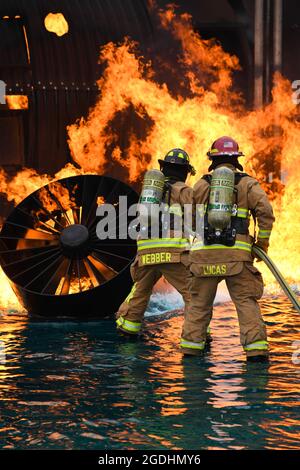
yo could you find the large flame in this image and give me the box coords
[0,163,86,206]
[67,6,300,286]
[1,6,300,310]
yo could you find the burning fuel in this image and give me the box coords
[67,6,300,286]
[0,5,300,310]
[5,95,29,110]
[44,12,69,37]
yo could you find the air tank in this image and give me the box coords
[207,166,235,231]
[139,169,165,205]
[138,169,165,234]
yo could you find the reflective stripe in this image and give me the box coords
[258,229,271,239]
[191,240,252,253]
[237,208,250,219]
[137,238,189,251]
[168,205,183,217]
[116,316,141,333]
[180,338,205,350]
[125,283,137,303]
[196,206,206,217]
[244,340,268,351]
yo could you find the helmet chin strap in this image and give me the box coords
[208,156,244,172]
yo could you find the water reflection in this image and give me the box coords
[0,311,28,399]
[0,296,299,449]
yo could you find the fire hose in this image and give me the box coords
[253,245,300,313]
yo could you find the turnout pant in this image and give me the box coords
[116,254,191,334]
[181,262,268,357]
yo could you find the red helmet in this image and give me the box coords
[207,136,244,159]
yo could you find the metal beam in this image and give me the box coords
[273,0,283,73]
[254,0,264,108]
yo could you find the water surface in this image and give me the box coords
[0,295,300,450]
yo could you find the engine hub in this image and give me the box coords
[60,224,90,256]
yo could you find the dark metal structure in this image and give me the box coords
[0,174,138,317]
[0,0,153,173]
[1,1,299,176]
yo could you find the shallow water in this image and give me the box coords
[0,295,300,450]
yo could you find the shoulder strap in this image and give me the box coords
[202,174,211,184]
[162,180,172,205]
[234,172,250,185]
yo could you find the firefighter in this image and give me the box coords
[180,136,275,361]
[116,149,195,336]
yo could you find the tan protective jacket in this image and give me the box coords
[190,165,275,265]
[137,181,193,262]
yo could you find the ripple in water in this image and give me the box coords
[0,291,300,450]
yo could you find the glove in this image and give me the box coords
[256,239,269,253]
[253,239,269,262]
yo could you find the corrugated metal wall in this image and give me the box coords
[0,0,153,173]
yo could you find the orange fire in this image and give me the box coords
[67,6,300,286]
[97,196,105,206]
[0,268,22,311]
[0,163,86,206]
[38,182,77,213]
[6,95,28,110]
[44,13,69,37]
[0,6,300,310]
[69,277,93,294]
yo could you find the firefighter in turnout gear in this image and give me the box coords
[180,136,275,361]
[116,149,195,336]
